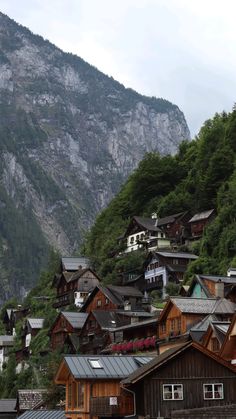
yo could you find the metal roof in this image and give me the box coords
[0,335,14,346]
[18,411,66,419]
[156,212,186,227]
[188,209,214,223]
[64,355,154,379]
[109,317,158,332]
[133,216,162,232]
[62,257,90,271]
[156,251,198,259]
[62,312,88,329]
[172,297,236,314]
[92,311,126,330]
[190,314,218,332]
[27,318,44,329]
[0,399,17,412]
[107,285,143,298]
[199,274,236,284]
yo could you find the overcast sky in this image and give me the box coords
[1,0,236,136]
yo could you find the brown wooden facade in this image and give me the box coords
[83,289,118,313]
[50,313,82,351]
[123,342,236,419]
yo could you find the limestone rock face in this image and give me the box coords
[0,12,190,299]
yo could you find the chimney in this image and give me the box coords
[215,279,224,298]
[151,212,158,220]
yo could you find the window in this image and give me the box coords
[89,359,103,368]
[77,383,84,408]
[105,297,109,305]
[160,323,166,333]
[68,383,72,408]
[212,338,220,352]
[203,383,223,400]
[163,384,183,400]
[177,317,181,331]
[170,319,175,331]
[97,299,102,307]
[130,237,134,243]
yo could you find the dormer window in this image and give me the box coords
[89,359,103,369]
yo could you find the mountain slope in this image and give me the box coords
[0,12,190,300]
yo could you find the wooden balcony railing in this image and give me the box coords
[90,395,134,417]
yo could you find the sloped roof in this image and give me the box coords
[92,311,126,330]
[108,285,143,298]
[62,312,88,329]
[133,216,162,232]
[199,274,236,284]
[156,212,186,227]
[61,355,154,380]
[0,399,17,412]
[188,209,215,223]
[171,297,236,314]
[156,251,198,260]
[18,411,66,419]
[122,341,236,385]
[17,389,47,410]
[67,268,100,284]
[27,318,44,329]
[190,314,219,332]
[61,257,90,271]
[109,317,158,332]
[0,335,14,346]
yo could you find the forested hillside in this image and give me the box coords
[84,109,236,281]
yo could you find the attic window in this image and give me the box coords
[89,359,103,369]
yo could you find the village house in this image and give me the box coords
[121,341,236,419]
[219,314,236,365]
[79,310,129,354]
[80,284,145,313]
[109,317,159,355]
[61,257,91,272]
[53,268,100,309]
[121,215,171,253]
[22,318,44,349]
[49,311,88,351]
[0,335,14,370]
[143,251,198,295]
[201,320,230,354]
[17,389,48,414]
[188,208,215,239]
[55,354,153,419]
[158,297,236,353]
[187,273,236,301]
[2,307,29,335]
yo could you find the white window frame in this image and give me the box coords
[163,384,183,401]
[89,359,103,369]
[203,383,224,400]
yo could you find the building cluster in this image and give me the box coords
[1,209,236,418]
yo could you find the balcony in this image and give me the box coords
[53,292,73,308]
[90,395,134,417]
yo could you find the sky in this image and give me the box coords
[1,0,236,136]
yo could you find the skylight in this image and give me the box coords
[89,359,103,369]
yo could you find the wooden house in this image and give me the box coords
[188,208,215,239]
[22,318,44,350]
[2,307,29,335]
[158,297,236,354]
[49,311,88,351]
[60,257,91,273]
[80,284,144,313]
[187,274,236,302]
[219,314,236,365]
[143,251,198,294]
[79,310,130,354]
[201,321,230,354]
[109,317,159,355]
[121,216,170,253]
[122,341,236,419]
[53,268,100,309]
[0,399,17,419]
[55,354,153,419]
[0,335,14,371]
[155,211,191,243]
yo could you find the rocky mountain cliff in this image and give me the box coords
[0,12,190,300]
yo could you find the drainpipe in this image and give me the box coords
[120,384,136,418]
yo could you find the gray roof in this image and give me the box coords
[18,411,66,419]
[64,355,154,379]
[133,216,162,232]
[62,312,88,329]
[171,297,236,314]
[0,335,14,346]
[156,251,198,260]
[199,274,236,284]
[190,314,219,332]
[156,212,186,227]
[214,323,230,334]
[109,317,158,332]
[188,209,214,223]
[27,318,44,329]
[0,399,16,412]
[107,285,143,298]
[92,311,126,330]
[62,257,90,271]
